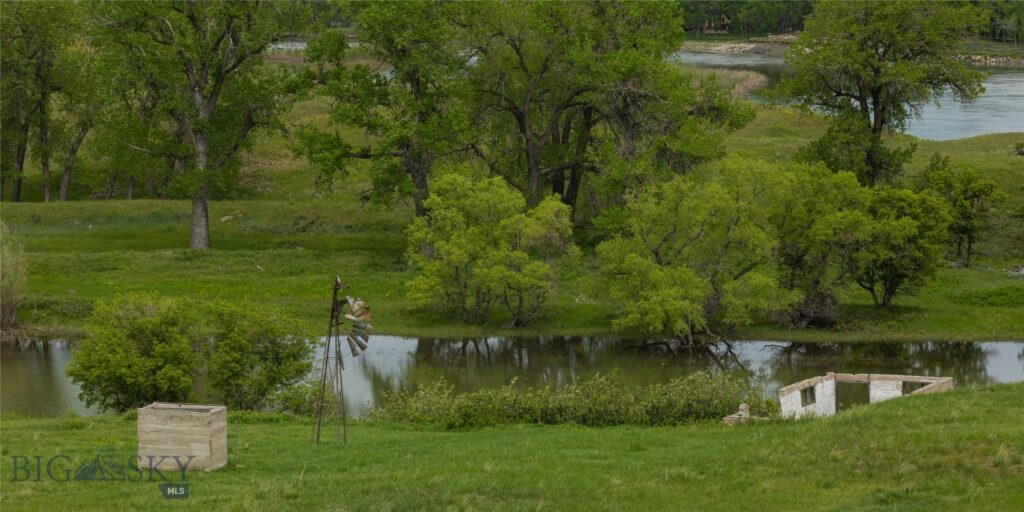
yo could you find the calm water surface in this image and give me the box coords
[672,51,1024,140]
[3,338,1023,417]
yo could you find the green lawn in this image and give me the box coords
[1,383,1022,511]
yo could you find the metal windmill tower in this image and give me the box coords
[311,276,373,445]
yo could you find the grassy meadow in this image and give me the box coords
[3,69,1024,341]
[1,382,1022,511]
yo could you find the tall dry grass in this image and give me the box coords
[1,220,27,328]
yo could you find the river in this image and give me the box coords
[3,338,1023,417]
[672,51,1024,140]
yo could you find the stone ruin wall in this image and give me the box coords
[778,373,953,419]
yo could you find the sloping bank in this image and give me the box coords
[1,382,1022,510]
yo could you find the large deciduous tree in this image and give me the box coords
[465,1,748,218]
[297,0,467,217]
[780,0,984,186]
[101,1,310,249]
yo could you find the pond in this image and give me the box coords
[3,338,1023,417]
[672,51,1024,141]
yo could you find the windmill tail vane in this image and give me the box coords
[311,275,373,445]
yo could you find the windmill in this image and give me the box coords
[311,276,373,445]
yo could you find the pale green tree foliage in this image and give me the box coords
[916,154,1000,266]
[297,0,468,217]
[772,164,869,326]
[406,172,577,326]
[598,157,797,340]
[780,0,984,186]
[853,188,950,307]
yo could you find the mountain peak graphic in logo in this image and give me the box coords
[73,453,127,481]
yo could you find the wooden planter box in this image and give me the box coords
[137,403,227,471]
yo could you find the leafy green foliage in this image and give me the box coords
[916,154,1000,266]
[299,1,468,216]
[0,1,94,202]
[97,1,313,248]
[853,188,951,307]
[66,293,202,411]
[66,293,312,412]
[795,110,915,186]
[598,157,796,338]
[780,0,984,186]
[204,302,312,411]
[370,372,776,429]
[465,0,750,214]
[771,164,869,326]
[406,172,577,326]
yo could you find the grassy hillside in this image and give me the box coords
[2,382,1023,511]
[4,98,1023,341]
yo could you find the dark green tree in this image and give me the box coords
[297,0,468,217]
[853,188,950,307]
[780,0,985,186]
[99,1,311,248]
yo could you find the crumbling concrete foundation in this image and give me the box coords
[778,373,953,419]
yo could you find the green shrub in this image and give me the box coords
[541,374,639,426]
[1,221,27,328]
[370,372,774,429]
[204,301,312,411]
[66,293,312,412]
[642,371,776,425]
[66,293,202,411]
[269,376,324,417]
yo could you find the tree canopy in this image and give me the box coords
[780,0,985,185]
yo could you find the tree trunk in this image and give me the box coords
[407,153,430,217]
[551,168,565,198]
[38,93,51,202]
[525,143,542,208]
[126,175,135,200]
[190,132,211,250]
[11,126,28,202]
[104,173,116,199]
[58,123,91,201]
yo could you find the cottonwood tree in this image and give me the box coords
[0,2,38,202]
[464,3,648,208]
[296,0,468,217]
[100,1,311,249]
[465,1,749,220]
[780,0,984,186]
